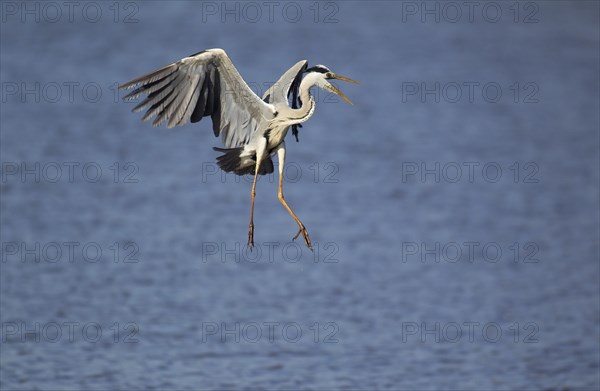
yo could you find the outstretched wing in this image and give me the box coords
[262,60,308,142]
[120,48,274,148]
[262,60,308,105]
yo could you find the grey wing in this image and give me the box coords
[262,60,308,105]
[120,48,274,148]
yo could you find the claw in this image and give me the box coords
[293,225,313,252]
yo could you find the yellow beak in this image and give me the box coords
[328,84,353,105]
[328,74,361,105]
[332,74,362,85]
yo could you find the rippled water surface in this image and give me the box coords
[1,1,599,390]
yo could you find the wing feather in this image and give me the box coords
[262,60,308,105]
[120,48,274,148]
[145,73,187,125]
[191,77,209,123]
[124,71,178,101]
[168,74,197,128]
[205,68,216,118]
[177,75,201,126]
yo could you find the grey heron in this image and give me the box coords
[119,48,359,251]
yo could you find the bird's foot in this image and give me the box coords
[293,225,313,252]
[247,223,255,251]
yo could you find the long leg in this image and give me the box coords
[248,137,267,250]
[276,142,312,251]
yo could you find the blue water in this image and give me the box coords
[1,1,599,389]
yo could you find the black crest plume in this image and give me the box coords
[287,63,308,142]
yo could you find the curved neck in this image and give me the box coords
[296,80,316,124]
[275,73,320,126]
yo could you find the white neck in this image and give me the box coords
[273,73,322,127]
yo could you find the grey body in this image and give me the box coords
[119,47,358,249]
[120,49,321,175]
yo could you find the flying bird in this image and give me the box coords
[119,48,359,251]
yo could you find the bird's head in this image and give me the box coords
[305,65,361,105]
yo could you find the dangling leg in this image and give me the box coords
[276,142,312,251]
[248,138,267,250]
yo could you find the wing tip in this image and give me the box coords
[119,63,178,91]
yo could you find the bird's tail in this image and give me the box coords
[213,147,274,176]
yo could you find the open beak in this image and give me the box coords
[328,74,361,105]
[327,83,353,105]
[332,74,361,85]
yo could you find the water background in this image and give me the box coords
[1,1,599,389]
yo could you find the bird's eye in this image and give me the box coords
[325,72,334,79]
